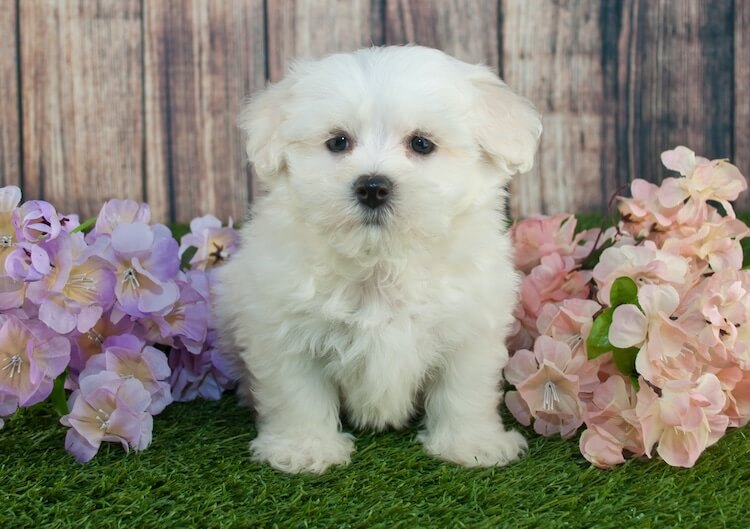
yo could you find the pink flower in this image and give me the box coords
[609,284,689,385]
[618,179,678,238]
[658,146,747,224]
[680,269,750,369]
[60,371,153,463]
[518,253,591,332]
[179,215,238,271]
[593,241,689,304]
[505,335,599,438]
[80,335,172,414]
[580,376,643,468]
[707,366,750,429]
[636,373,728,468]
[723,368,750,428]
[535,298,601,343]
[0,314,70,412]
[661,214,749,272]
[511,215,590,273]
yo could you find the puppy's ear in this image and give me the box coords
[469,66,542,176]
[238,77,294,185]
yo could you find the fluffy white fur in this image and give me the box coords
[215,46,542,474]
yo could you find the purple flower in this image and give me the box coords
[5,241,52,281]
[179,215,238,271]
[151,271,210,353]
[12,200,62,242]
[0,388,17,418]
[80,335,172,414]
[25,233,116,334]
[0,186,25,310]
[59,213,80,233]
[0,186,22,261]
[168,340,240,402]
[60,371,152,463]
[93,199,151,236]
[69,312,142,375]
[0,276,26,310]
[104,222,180,317]
[0,314,70,412]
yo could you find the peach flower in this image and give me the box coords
[518,253,591,332]
[511,214,590,274]
[658,146,747,225]
[593,241,689,303]
[636,373,728,468]
[609,284,690,386]
[580,376,643,468]
[618,179,679,238]
[505,335,599,438]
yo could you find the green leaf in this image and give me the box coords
[612,346,639,378]
[180,246,197,270]
[169,223,191,242]
[609,276,638,308]
[742,236,750,269]
[586,307,615,359]
[70,216,97,234]
[50,372,69,416]
[580,237,616,270]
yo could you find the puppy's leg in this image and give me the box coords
[250,353,353,474]
[419,340,526,467]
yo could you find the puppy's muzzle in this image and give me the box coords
[353,174,393,209]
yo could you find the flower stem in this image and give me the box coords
[71,216,97,234]
[51,372,69,416]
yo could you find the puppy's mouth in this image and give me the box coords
[359,205,392,226]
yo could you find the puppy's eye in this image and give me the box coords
[409,135,435,155]
[325,134,351,153]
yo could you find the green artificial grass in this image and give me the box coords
[2,397,750,529]
[4,213,750,528]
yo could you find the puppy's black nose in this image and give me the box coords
[353,174,393,209]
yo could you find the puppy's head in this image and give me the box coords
[240,46,541,246]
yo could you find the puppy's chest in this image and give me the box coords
[308,275,442,367]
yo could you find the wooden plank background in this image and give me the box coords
[0,0,745,222]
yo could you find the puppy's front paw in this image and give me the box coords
[250,430,355,474]
[419,426,527,468]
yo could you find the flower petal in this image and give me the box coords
[609,305,647,348]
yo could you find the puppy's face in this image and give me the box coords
[241,46,541,247]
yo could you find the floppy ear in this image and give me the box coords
[469,66,542,176]
[237,76,294,185]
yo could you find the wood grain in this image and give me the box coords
[20,0,144,217]
[0,0,21,189]
[144,0,266,224]
[7,1,749,218]
[384,0,499,67]
[267,0,384,82]
[735,0,750,210]
[617,0,734,190]
[502,0,608,217]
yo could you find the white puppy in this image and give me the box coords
[215,45,542,474]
